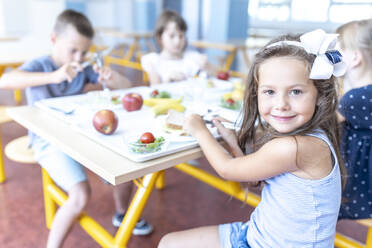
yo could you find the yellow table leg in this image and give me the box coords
[175,163,261,207]
[13,90,22,105]
[114,172,160,247]
[42,168,57,229]
[334,233,365,248]
[366,227,372,248]
[41,168,160,247]
[156,170,165,189]
[0,134,6,183]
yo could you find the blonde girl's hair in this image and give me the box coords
[154,10,187,50]
[237,34,346,188]
[336,19,372,73]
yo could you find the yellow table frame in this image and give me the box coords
[42,168,162,248]
[173,163,372,248]
[41,160,372,248]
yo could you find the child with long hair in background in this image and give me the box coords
[336,19,372,220]
[141,10,216,85]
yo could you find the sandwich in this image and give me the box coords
[163,110,188,136]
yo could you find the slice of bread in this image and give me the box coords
[165,110,185,130]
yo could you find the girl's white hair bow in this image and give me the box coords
[266,29,346,80]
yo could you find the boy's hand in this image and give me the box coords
[93,64,113,82]
[53,62,82,83]
[184,114,208,137]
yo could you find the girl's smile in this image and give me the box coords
[258,57,318,133]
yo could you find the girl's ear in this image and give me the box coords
[350,50,363,68]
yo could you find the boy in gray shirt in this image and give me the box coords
[0,9,153,248]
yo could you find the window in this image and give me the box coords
[248,0,372,36]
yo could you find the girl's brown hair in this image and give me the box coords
[154,10,187,50]
[238,34,346,188]
[336,19,372,74]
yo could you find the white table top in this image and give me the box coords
[7,105,204,185]
[6,80,241,185]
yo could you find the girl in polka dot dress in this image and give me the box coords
[337,19,372,219]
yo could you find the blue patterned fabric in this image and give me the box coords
[338,85,372,219]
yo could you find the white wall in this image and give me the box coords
[0,0,31,36]
[30,0,65,37]
[0,0,135,38]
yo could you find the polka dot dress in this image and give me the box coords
[338,85,372,220]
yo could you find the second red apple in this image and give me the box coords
[122,93,143,111]
[217,71,230,81]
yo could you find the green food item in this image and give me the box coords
[111,96,121,105]
[152,91,171,99]
[111,98,121,105]
[130,136,165,153]
[220,99,241,110]
[206,80,214,88]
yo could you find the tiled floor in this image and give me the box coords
[0,89,368,248]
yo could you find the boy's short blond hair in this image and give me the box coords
[54,9,94,39]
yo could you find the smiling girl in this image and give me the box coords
[158,29,346,248]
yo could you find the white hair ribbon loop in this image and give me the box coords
[266,29,346,80]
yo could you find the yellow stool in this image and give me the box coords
[4,135,36,164]
[0,106,13,182]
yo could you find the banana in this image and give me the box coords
[144,97,182,107]
[232,90,244,101]
[152,102,185,116]
[222,92,232,101]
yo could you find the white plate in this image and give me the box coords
[166,124,218,143]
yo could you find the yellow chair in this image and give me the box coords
[0,63,23,105]
[95,28,155,62]
[335,219,372,247]
[0,106,13,182]
[104,55,149,86]
[4,135,35,164]
[190,40,237,72]
[0,107,36,183]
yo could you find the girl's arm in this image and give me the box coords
[197,54,217,77]
[98,67,132,89]
[146,69,162,86]
[185,114,298,182]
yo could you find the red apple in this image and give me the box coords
[122,93,143,111]
[92,109,118,135]
[217,71,230,81]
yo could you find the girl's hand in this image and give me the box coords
[197,54,208,69]
[53,62,82,83]
[212,116,238,148]
[166,71,186,82]
[184,114,208,137]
